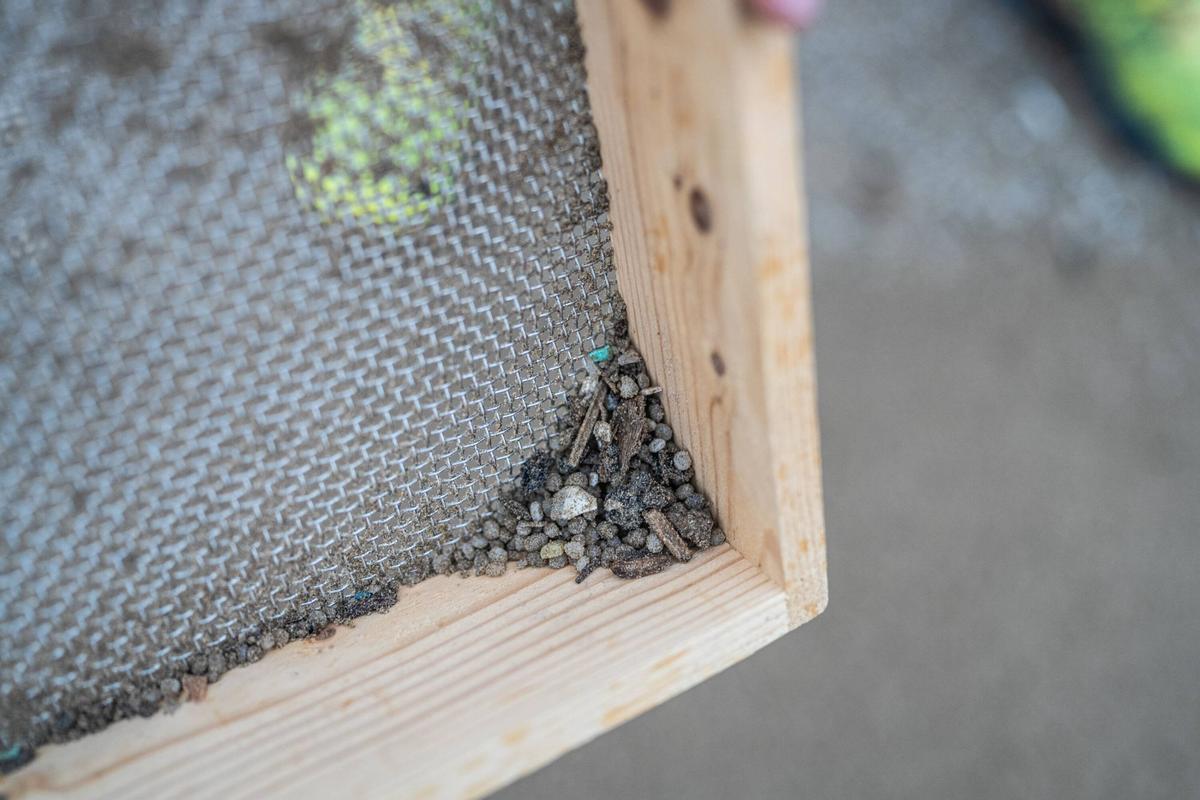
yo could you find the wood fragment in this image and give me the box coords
[610,553,674,579]
[181,674,208,703]
[616,351,643,366]
[640,386,662,396]
[611,394,648,484]
[596,442,620,483]
[642,509,692,562]
[567,384,606,468]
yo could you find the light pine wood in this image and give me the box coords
[3,2,826,797]
[4,548,788,799]
[578,0,827,623]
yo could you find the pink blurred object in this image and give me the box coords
[748,0,823,29]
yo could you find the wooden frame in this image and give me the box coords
[4,1,825,797]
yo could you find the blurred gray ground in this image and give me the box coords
[500,0,1200,798]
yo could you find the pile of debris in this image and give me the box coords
[433,344,725,582]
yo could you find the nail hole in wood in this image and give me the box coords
[710,350,726,376]
[641,0,670,19]
[689,187,713,233]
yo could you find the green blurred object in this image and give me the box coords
[285,0,494,227]
[1058,0,1200,180]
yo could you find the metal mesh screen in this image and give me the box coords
[1,0,616,750]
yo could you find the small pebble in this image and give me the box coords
[524,532,549,552]
[648,403,665,422]
[548,555,568,569]
[488,546,507,563]
[469,534,488,550]
[589,471,600,487]
[619,375,639,398]
[206,651,227,678]
[623,527,647,548]
[159,677,182,697]
[529,501,544,522]
[649,438,666,453]
[711,528,726,546]
[565,471,589,488]
[540,541,565,560]
[646,533,663,553]
[666,504,715,547]
[483,519,501,540]
[593,421,613,445]
[567,517,587,536]
[643,482,674,509]
[545,472,563,493]
[483,561,506,577]
[564,540,586,560]
[516,521,542,537]
[546,485,597,521]
[655,423,673,441]
[637,373,651,389]
[672,450,692,471]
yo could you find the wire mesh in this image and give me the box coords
[0,0,615,748]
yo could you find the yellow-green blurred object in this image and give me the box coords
[1060,0,1200,178]
[286,0,494,227]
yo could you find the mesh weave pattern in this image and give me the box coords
[0,0,615,746]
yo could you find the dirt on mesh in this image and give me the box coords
[2,323,724,774]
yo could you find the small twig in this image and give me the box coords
[611,554,674,579]
[642,509,692,562]
[567,383,606,468]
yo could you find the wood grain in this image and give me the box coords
[3,547,788,800]
[577,0,827,623]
